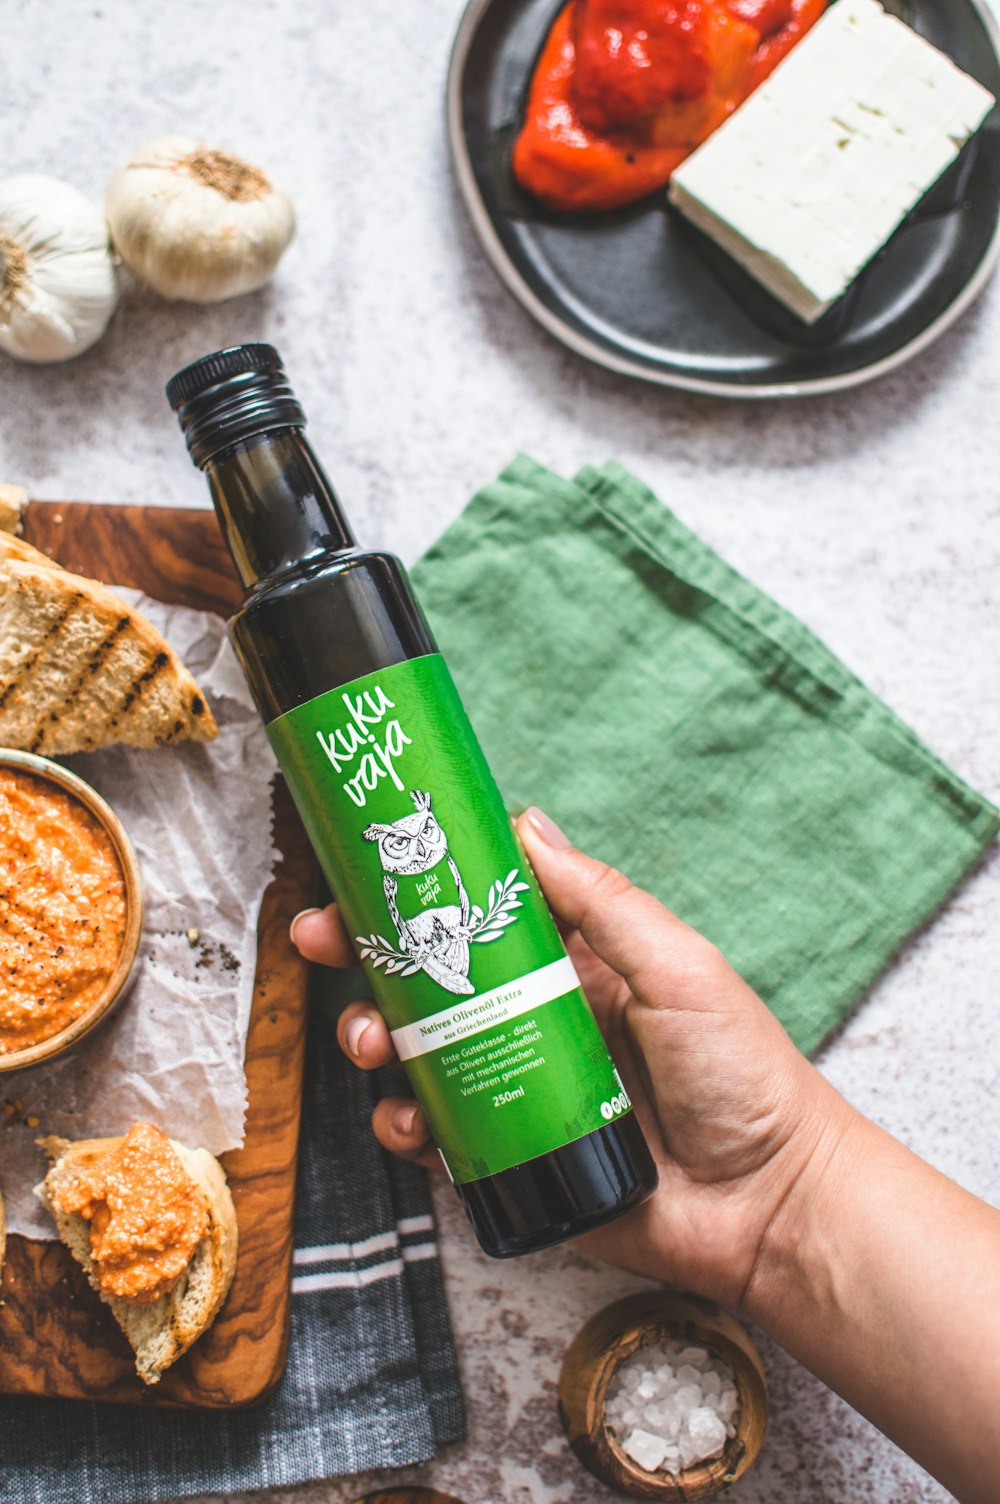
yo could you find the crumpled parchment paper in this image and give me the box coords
[1,592,280,1239]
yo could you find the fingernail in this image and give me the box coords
[289,907,321,946]
[524,806,572,850]
[345,1014,373,1058]
[392,1104,419,1137]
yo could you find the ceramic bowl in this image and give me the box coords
[0,748,143,1073]
[558,1290,768,1500]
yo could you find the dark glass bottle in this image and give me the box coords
[167,344,657,1258]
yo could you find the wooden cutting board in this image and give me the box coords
[0,501,317,1409]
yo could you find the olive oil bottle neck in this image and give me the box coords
[206,428,357,589]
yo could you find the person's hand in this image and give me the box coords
[294,813,1000,1503]
[291,807,856,1311]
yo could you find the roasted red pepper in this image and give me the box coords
[740,0,826,90]
[573,1,722,135]
[512,0,826,212]
[511,4,692,213]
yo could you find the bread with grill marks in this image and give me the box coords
[0,530,60,568]
[0,552,217,755]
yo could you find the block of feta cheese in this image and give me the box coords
[668,0,996,323]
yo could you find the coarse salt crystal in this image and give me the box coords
[675,1383,702,1411]
[688,1406,728,1458]
[674,1363,703,1386]
[678,1435,702,1469]
[644,1397,682,1440]
[623,1428,669,1472]
[676,1345,710,1368]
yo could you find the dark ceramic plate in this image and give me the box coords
[446,0,1000,397]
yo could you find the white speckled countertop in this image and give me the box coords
[2,3,998,1501]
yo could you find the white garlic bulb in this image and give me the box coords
[106,136,296,304]
[0,176,119,363]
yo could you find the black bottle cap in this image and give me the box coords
[167,343,306,468]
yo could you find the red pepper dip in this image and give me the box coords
[513,0,827,211]
[50,1122,210,1303]
[0,767,127,1054]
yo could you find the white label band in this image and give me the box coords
[390,955,581,1062]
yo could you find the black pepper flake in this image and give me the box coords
[218,943,240,976]
[192,935,215,971]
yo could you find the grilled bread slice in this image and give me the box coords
[0,552,217,755]
[0,531,62,568]
[0,483,26,535]
[37,1133,238,1386]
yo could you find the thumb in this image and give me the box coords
[516,806,727,1012]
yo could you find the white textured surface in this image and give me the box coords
[2,3,998,1502]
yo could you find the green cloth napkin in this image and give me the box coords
[411,456,998,1056]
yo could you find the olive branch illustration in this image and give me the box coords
[357,868,530,974]
[469,868,530,942]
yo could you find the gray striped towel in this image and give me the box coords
[0,975,465,1504]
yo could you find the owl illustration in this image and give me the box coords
[363,790,449,875]
[363,790,474,995]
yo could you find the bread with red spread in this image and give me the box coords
[36,1128,238,1385]
[0,544,218,755]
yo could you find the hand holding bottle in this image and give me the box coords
[293,806,1000,1504]
[293,805,839,1302]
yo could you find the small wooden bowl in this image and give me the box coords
[0,749,143,1073]
[559,1290,767,1500]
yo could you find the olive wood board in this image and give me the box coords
[0,501,317,1409]
[352,1493,469,1504]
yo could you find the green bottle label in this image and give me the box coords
[267,652,632,1184]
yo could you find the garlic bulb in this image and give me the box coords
[0,176,119,363]
[106,137,296,303]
